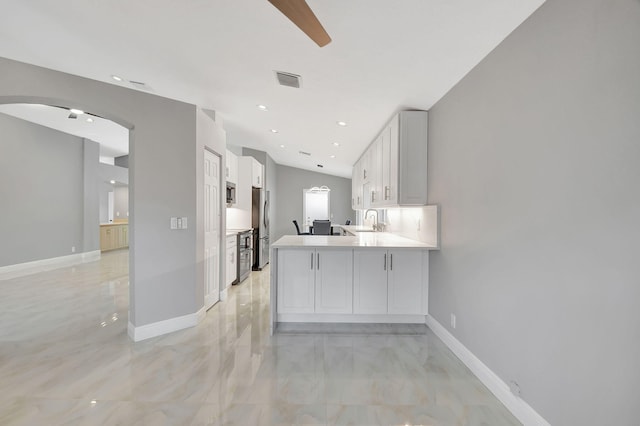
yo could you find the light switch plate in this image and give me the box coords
[170,217,177,230]
[181,217,188,229]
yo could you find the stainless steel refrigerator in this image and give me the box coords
[252,188,270,270]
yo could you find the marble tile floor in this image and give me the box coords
[0,249,520,426]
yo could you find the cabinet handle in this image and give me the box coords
[357,196,360,204]
[317,253,320,270]
[226,166,229,177]
[311,252,314,270]
[385,186,390,200]
[371,192,374,203]
[383,253,387,271]
[363,169,367,179]
[390,254,393,271]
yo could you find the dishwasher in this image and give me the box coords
[236,229,253,283]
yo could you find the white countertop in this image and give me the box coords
[272,233,438,249]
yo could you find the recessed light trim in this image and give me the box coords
[70,108,84,115]
[111,75,123,82]
[333,142,340,147]
[330,155,336,158]
[257,104,268,111]
[279,144,285,148]
[337,121,347,127]
[110,180,116,184]
[270,129,278,133]
[86,117,94,123]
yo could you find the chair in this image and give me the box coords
[312,220,332,235]
[293,220,310,235]
[345,219,351,225]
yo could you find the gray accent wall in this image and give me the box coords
[274,164,353,241]
[427,0,640,424]
[0,57,208,330]
[0,112,91,266]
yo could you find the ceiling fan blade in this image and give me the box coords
[268,0,331,47]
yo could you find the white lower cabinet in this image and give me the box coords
[315,249,353,314]
[277,248,353,314]
[354,249,424,315]
[353,250,388,314]
[226,235,237,287]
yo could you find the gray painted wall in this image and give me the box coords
[0,112,89,266]
[274,164,353,241]
[242,147,278,240]
[427,0,640,424]
[0,57,205,329]
[82,138,100,253]
[113,186,128,220]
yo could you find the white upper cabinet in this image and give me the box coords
[251,158,264,188]
[352,111,428,209]
[225,150,238,185]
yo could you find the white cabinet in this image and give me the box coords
[225,150,238,185]
[351,110,427,209]
[277,248,353,314]
[226,235,237,286]
[352,161,363,210]
[353,250,388,314]
[315,249,353,314]
[251,158,264,188]
[353,249,424,315]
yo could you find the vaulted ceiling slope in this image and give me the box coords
[0,0,546,177]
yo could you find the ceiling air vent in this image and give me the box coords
[275,71,301,88]
[299,150,311,156]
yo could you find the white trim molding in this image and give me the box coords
[0,250,101,281]
[426,315,551,426]
[128,306,207,342]
[278,313,426,324]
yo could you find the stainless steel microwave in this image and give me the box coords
[226,182,236,205]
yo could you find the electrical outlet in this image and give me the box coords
[170,217,177,229]
[450,313,456,329]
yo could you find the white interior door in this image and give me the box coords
[303,190,330,231]
[204,149,221,310]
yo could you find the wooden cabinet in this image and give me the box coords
[225,150,238,185]
[352,110,428,209]
[353,248,425,315]
[226,235,237,287]
[100,223,129,251]
[251,158,263,188]
[277,248,353,314]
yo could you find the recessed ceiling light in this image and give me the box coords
[337,121,347,127]
[111,75,123,82]
[86,117,94,123]
[330,155,336,158]
[333,142,340,147]
[279,144,285,148]
[270,129,278,133]
[70,108,84,115]
[257,104,268,111]
[110,180,116,184]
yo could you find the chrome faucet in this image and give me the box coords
[365,209,378,231]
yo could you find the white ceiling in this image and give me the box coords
[0,0,545,178]
[0,103,129,158]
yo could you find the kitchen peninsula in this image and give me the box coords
[270,231,439,333]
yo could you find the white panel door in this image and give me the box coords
[315,249,353,314]
[387,249,423,314]
[204,150,221,310]
[353,250,388,314]
[277,248,315,313]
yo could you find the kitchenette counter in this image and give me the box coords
[272,232,438,249]
[270,231,436,334]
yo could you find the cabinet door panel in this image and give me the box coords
[315,249,353,314]
[353,250,388,314]
[387,250,423,314]
[277,249,315,313]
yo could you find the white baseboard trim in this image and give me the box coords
[277,313,426,324]
[425,315,551,426]
[0,250,102,281]
[128,307,206,342]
